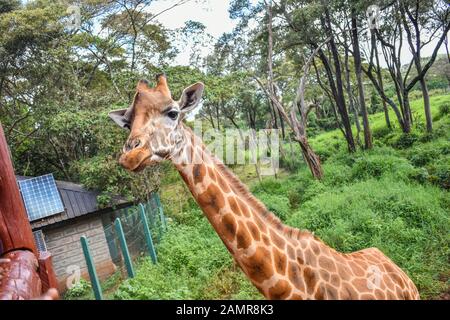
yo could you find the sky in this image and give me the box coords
[149,0,448,68]
[149,0,238,65]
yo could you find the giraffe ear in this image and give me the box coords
[178,82,204,113]
[108,108,132,130]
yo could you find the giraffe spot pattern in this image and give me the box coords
[241,247,274,283]
[236,222,252,250]
[268,280,292,300]
[272,247,287,275]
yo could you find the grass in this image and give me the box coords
[75,92,449,300]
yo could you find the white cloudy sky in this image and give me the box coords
[149,0,448,68]
[150,0,238,65]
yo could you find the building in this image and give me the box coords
[16,175,134,292]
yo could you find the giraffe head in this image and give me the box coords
[109,74,204,172]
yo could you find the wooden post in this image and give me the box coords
[114,218,135,278]
[80,236,103,300]
[38,251,58,293]
[139,204,157,264]
[0,124,37,255]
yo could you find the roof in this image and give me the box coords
[16,175,131,229]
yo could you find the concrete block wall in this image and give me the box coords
[42,216,116,292]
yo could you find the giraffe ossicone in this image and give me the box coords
[108,75,420,300]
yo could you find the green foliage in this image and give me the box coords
[287,178,449,298]
[114,214,261,300]
[255,192,290,220]
[64,279,92,299]
[350,154,416,181]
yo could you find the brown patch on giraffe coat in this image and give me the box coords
[360,293,376,300]
[290,294,303,300]
[193,164,206,185]
[228,197,241,216]
[236,198,251,218]
[304,249,317,267]
[374,289,386,300]
[269,229,285,250]
[340,282,359,299]
[287,245,295,260]
[216,173,231,193]
[310,241,320,255]
[330,273,341,288]
[386,289,396,300]
[353,278,371,293]
[272,247,287,275]
[323,284,339,300]
[197,184,226,213]
[241,247,274,283]
[296,250,304,264]
[207,167,216,181]
[288,262,304,291]
[336,263,352,281]
[319,269,331,282]
[267,280,292,300]
[236,222,252,250]
[246,221,260,241]
[314,284,325,300]
[262,235,270,246]
[221,214,237,243]
[348,261,366,277]
[318,256,337,273]
[303,267,318,295]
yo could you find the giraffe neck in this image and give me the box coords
[171,126,337,299]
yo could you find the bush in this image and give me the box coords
[438,103,450,117]
[256,192,290,221]
[406,140,450,167]
[287,178,450,298]
[114,217,261,300]
[350,154,415,182]
[372,126,392,139]
[64,279,92,299]
[427,160,450,190]
[392,133,419,149]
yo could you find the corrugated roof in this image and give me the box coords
[16,176,130,229]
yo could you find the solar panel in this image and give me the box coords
[33,230,47,252]
[18,174,65,221]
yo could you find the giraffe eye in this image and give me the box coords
[167,110,179,120]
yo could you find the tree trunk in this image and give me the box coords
[297,136,323,179]
[344,46,361,145]
[351,11,372,149]
[374,41,391,129]
[420,76,432,132]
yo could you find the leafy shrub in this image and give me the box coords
[427,159,450,189]
[372,126,392,139]
[406,140,450,167]
[438,103,450,117]
[64,279,91,299]
[287,178,450,298]
[114,217,261,300]
[256,192,290,221]
[322,162,351,186]
[350,154,415,181]
[392,133,419,149]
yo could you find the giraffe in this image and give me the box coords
[108,75,420,300]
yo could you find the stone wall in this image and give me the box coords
[42,215,116,292]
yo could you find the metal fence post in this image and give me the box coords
[139,204,158,264]
[80,236,103,300]
[114,218,135,278]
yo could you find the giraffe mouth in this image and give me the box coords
[131,154,166,172]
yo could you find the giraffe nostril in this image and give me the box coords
[133,139,141,148]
